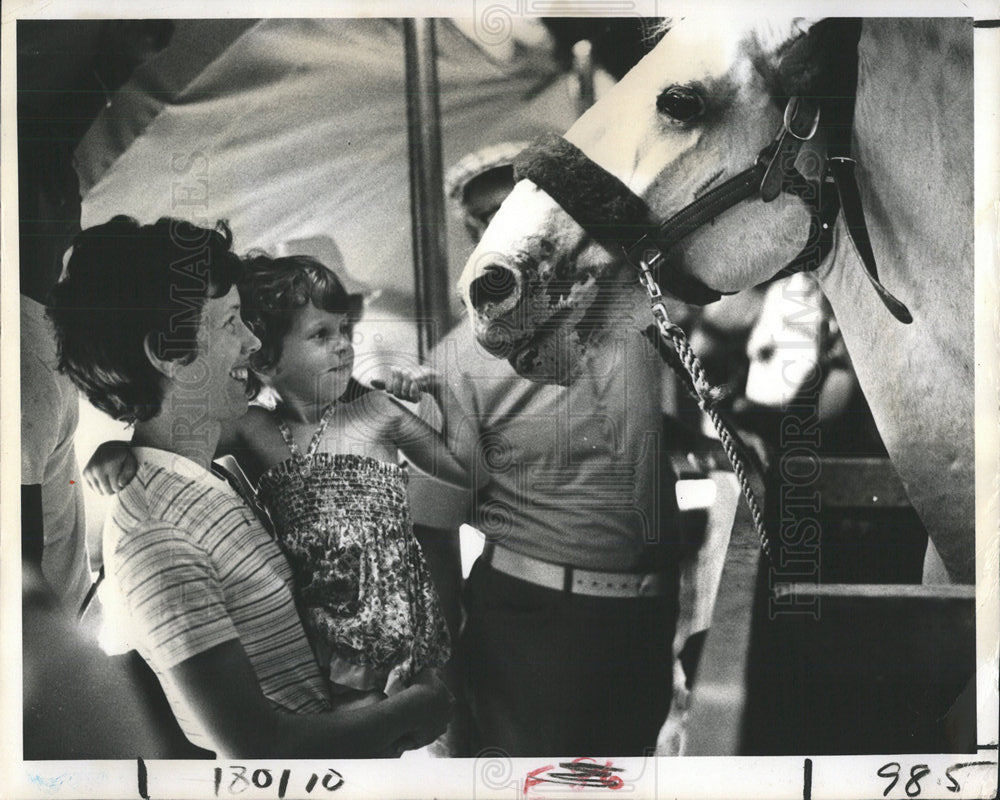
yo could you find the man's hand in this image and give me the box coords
[83,441,137,495]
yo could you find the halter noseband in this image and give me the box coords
[513,96,912,324]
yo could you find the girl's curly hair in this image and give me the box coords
[239,252,363,398]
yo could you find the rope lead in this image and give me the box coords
[638,258,773,561]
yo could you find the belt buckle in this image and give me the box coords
[637,573,659,597]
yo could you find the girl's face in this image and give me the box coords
[264,302,355,408]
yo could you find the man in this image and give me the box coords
[47,216,451,757]
[422,145,682,756]
[19,19,175,615]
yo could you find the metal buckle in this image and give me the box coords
[759,98,820,203]
[783,96,821,141]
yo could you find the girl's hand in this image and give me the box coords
[371,366,440,403]
[83,441,137,496]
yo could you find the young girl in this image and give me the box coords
[87,253,468,708]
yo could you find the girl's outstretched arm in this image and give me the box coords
[372,368,482,489]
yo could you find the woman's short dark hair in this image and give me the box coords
[47,215,242,423]
[239,253,363,398]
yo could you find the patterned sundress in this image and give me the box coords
[256,405,451,694]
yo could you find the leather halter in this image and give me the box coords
[513,97,912,324]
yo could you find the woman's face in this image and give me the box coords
[265,303,355,408]
[170,285,261,423]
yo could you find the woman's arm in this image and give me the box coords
[118,520,452,758]
[170,640,452,758]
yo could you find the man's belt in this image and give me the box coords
[481,542,672,599]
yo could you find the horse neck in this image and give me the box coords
[810,18,975,583]
[853,20,973,274]
[847,18,973,354]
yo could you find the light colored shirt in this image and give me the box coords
[430,325,672,572]
[103,447,330,751]
[20,294,91,611]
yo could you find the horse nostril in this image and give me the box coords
[469,265,519,313]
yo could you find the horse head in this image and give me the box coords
[458,17,861,384]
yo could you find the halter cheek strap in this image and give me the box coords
[513,117,824,308]
[513,96,912,324]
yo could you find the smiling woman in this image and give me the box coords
[48,216,246,427]
[155,285,260,438]
[48,217,454,758]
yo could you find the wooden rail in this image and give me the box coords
[682,457,976,755]
[683,503,761,756]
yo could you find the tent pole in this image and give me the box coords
[572,39,596,114]
[403,18,451,360]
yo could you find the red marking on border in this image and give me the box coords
[524,765,554,795]
[524,759,624,794]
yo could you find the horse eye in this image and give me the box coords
[656,86,705,122]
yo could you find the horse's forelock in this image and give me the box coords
[647,18,672,40]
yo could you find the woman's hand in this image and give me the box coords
[83,441,137,495]
[329,688,386,713]
[392,667,453,754]
[371,366,440,403]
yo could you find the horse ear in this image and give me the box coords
[753,17,824,56]
[771,18,863,102]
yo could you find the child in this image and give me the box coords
[87,253,467,708]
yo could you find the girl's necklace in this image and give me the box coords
[311,401,338,440]
[303,401,339,459]
[276,400,338,460]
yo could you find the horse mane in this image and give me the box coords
[755,18,863,117]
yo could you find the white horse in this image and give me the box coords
[458,18,974,584]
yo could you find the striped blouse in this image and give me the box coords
[103,447,330,752]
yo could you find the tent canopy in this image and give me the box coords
[77,18,582,364]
